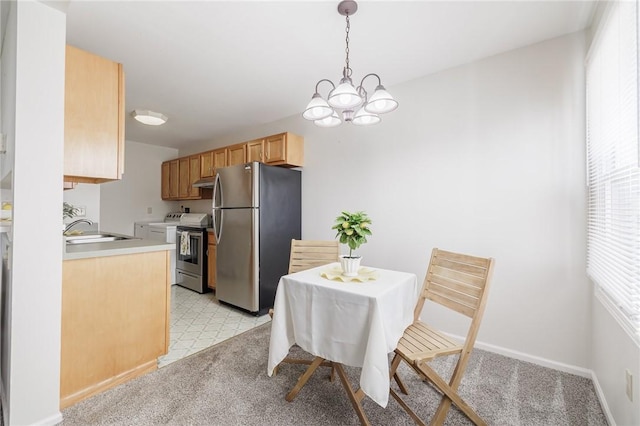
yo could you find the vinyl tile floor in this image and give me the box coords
[158,285,271,368]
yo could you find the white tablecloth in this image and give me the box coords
[268,263,419,407]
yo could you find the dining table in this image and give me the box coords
[268,262,420,425]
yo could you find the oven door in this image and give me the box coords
[176,229,204,275]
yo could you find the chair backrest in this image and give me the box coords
[288,239,340,274]
[414,248,495,324]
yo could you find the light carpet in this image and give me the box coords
[62,323,607,425]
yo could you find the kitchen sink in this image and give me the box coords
[65,234,131,245]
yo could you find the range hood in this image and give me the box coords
[192,176,216,188]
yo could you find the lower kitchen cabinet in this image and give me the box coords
[208,231,216,290]
[60,250,171,408]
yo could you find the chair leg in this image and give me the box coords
[285,357,325,402]
[390,353,409,395]
[417,362,486,426]
[390,388,426,426]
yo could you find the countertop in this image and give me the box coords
[63,232,174,260]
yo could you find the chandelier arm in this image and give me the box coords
[315,79,336,95]
[358,73,382,89]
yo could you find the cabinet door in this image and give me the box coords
[213,148,227,172]
[227,144,247,166]
[169,160,179,199]
[265,134,286,163]
[207,237,216,290]
[265,132,304,167]
[64,45,125,182]
[189,156,201,198]
[247,139,264,163]
[200,151,214,178]
[178,158,190,199]
[161,162,171,200]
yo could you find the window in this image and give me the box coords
[586,1,640,341]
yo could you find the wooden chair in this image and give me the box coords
[271,239,340,375]
[389,248,495,426]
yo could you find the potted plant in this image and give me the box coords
[331,211,372,276]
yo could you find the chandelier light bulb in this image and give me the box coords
[352,107,380,126]
[314,111,342,127]
[364,85,398,114]
[303,93,333,121]
[328,78,363,109]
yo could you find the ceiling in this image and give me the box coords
[65,1,597,150]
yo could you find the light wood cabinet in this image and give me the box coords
[161,132,303,200]
[200,151,214,178]
[227,143,247,166]
[64,45,125,183]
[178,157,190,199]
[161,160,179,200]
[208,232,216,290]
[163,157,210,201]
[61,250,171,408]
[200,148,228,178]
[213,148,227,170]
[247,139,265,162]
[264,132,304,167]
[189,156,201,198]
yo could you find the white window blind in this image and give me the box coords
[586,1,640,339]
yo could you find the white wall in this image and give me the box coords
[183,31,591,370]
[3,1,65,425]
[100,140,178,235]
[63,183,100,225]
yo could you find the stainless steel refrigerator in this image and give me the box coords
[212,162,301,315]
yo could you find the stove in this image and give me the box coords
[176,213,211,294]
[178,213,211,229]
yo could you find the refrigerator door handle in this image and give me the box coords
[212,173,222,209]
[216,209,223,245]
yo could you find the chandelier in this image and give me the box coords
[303,0,398,127]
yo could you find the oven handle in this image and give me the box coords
[176,231,203,239]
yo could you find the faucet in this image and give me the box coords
[64,219,94,234]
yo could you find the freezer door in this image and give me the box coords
[216,207,259,312]
[217,162,259,208]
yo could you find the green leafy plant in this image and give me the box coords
[63,202,79,220]
[331,211,372,258]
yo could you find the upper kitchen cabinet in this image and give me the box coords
[264,132,304,167]
[64,45,125,183]
[227,143,247,167]
[200,147,227,178]
[161,160,179,200]
[163,156,211,201]
[247,138,265,163]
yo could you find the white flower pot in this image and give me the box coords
[340,255,361,277]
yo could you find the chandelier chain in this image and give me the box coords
[344,15,352,77]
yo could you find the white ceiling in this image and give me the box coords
[65,1,596,150]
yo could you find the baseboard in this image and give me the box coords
[32,412,63,426]
[590,370,617,426]
[455,335,616,425]
[471,338,592,378]
[0,382,63,426]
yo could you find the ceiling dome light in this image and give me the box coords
[301,1,397,128]
[131,109,168,126]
